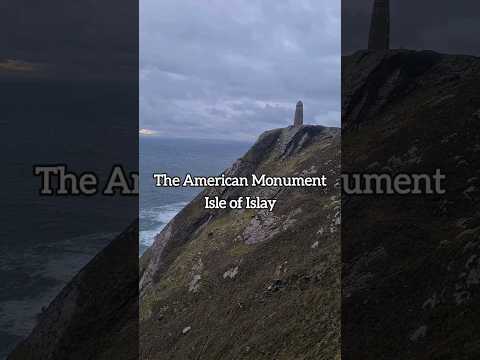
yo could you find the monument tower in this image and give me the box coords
[293,100,303,127]
[368,0,390,50]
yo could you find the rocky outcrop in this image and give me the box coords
[140,125,341,359]
[342,49,447,130]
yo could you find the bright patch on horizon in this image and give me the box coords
[139,128,158,136]
[0,59,37,73]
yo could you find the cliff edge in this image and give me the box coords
[8,222,139,360]
[8,125,341,360]
[140,125,341,359]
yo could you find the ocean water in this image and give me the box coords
[0,139,136,358]
[0,82,138,358]
[139,137,251,255]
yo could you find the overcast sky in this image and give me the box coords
[140,0,340,141]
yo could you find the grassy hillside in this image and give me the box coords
[140,125,341,359]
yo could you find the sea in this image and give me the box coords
[0,134,249,358]
[0,81,138,358]
[139,137,251,255]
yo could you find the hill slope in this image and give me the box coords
[342,50,480,359]
[140,125,341,359]
[8,222,139,360]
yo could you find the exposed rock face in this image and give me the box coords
[368,0,390,50]
[343,50,447,130]
[140,125,341,359]
[342,50,480,359]
[8,222,139,360]
[293,100,304,126]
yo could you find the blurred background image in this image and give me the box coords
[0,1,138,357]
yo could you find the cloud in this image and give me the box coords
[140,0,341,141]
[139,128,159,136]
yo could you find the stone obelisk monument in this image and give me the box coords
[293,100,303,126]
[368,0,390,50]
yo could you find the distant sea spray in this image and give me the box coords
[139,202,188,251]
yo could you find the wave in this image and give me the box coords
[139,202,188,248]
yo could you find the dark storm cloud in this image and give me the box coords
[343,0,480,55]
[140,0,340,141]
